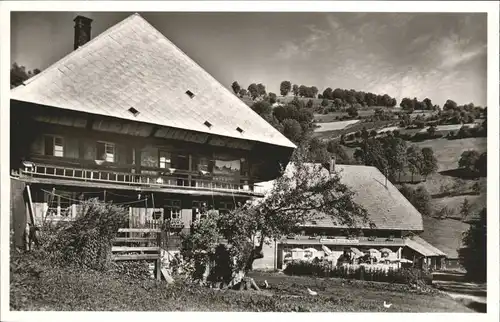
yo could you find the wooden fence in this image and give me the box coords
[112,228,162,280]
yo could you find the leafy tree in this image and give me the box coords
[380,136,407,180]
[399,185,432,216]
[360,127,369,141]
[419,147,438,178]
[310,86,319,98]
[426,125,437,137]
[458,208,486,282]
[422,98,433,110]
[321,98,329,107]
[369,129,378,137]
[180,147,369,288]
[292,84,299,96]
[443,99,458,111]
[231,81,241,95]
[10,62,41,88]
[322,87,333,100]
[257,83,266,97]
[332,88,345,100]
[251,100,273,116]
[406,145,423,182]
[306,99,314,109]
[459,150,480,171]
[459,198,472,220]
[307,137,331,163]
[268,92,277,104]
[346,105,358,117]
[400,97,414,111]
[326,140,352,164]
[238,88,247,98]
[475,152,487,176]
[279,81,292,96]
[333,98,343,108]
[281,119,303,143]
[298,85,308,97]
[355,138,388,173]
[247,83,259,100]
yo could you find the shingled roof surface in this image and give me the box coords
[405,235,446,257]
[256,164,424,231]
[11,13,295,149]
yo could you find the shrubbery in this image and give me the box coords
[283,259,432,286]
[34,198,128,271]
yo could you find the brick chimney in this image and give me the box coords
[329,157,336,174]
[73,15,93,50]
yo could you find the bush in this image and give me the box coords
[283,260,432,286]
[111,261,152,280]
[42,198,128,271]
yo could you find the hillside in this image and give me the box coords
[313,116,486,260]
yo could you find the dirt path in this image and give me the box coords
[432,272,486,312]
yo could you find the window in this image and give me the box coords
[44,135,64,157]
[173,153,189,170]
[192,200,207,222]
[128,107,140,116]
[165,200,181,219]
[195,156,209,172]
[96,142,115,162]
[44,190,73,218]
[159,151,172,169]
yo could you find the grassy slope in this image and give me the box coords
[10,263,472,312]
[335,137,487,259]
[420,216,469,259]
[413,137,487,258]
[415,138,487,172]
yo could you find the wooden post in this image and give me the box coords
[25,185,35,225]
[156,231,162,280]
[103,190,107,202]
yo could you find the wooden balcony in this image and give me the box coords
[18,162,264,197]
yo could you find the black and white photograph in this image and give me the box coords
[1,1,498,320]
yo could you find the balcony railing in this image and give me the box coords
[19,162,262,195]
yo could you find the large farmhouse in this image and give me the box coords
[10,13,446,273]
[10,13,296,248]
[253,162,447,271]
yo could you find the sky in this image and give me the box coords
[11,11,487,107]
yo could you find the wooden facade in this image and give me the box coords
[10,101,293,245]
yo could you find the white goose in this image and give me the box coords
[307,288,318,296]
[383,301,392,308]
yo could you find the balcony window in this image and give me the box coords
[196,156,209,172]
[165,200,181,219]
[159,151,171,169]
[44,135,64,157]
[44,190,73,218]
[96,142,115,162]
[173,154,189,170]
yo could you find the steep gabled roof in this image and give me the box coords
[11,13,296,149]
[405,235,447,257]
[256,164,424,231]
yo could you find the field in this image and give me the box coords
[420,216,470,259]
[315,120,360,132]
[411,137,486,258]
[313,120,397,140]
[415,137,487,172]
[10,257,473,312]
